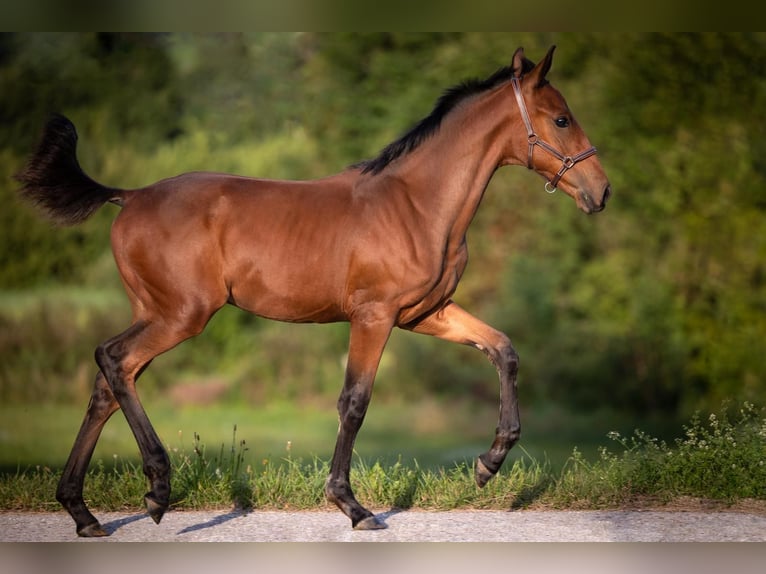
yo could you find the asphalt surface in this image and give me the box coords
[3,508,766,542]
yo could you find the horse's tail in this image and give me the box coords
[15,114,124,226]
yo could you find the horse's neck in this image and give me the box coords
[392,87,515,245]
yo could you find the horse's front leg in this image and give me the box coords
[325,308,394,530]
[405,299,520,487]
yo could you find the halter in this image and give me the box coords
[511,76,597,193]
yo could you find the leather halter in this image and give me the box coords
[511,76,597,193]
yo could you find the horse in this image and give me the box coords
[15,45,610,537]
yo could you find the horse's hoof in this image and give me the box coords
[353,515,388,530]
[474,457,494,488]
[145,495,167,525]
[77,522,109,537]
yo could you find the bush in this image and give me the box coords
[0,288,129,403]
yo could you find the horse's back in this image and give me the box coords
[115,170,357,243]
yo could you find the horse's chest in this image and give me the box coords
[397,244,468,325]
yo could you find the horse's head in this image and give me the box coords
[506,46,611,214]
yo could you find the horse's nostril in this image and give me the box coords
[603,184,612,204]
[598,184,612,210]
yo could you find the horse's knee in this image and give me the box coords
[500,340,519,375]
[485,334,518,375]
[337,386,371,428]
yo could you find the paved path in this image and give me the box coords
[5,510,766,574]
[3,508,766,542]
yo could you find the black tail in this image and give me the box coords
[15,114,123,226]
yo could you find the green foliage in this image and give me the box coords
[0,33,181,154]
[0,288,129,403]
[1,33,765,425]
[0,290,350,405]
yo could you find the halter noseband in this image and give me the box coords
[511,76,597,193]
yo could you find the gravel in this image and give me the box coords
[3,508,766,542]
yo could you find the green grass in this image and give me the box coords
[2,401,764,513]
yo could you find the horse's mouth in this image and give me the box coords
[578,187,609,214]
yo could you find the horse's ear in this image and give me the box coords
[511,47,526,78]
[528,45,556,87]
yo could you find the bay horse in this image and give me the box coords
[16,46,610,536]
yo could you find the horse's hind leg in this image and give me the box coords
[93,319,203,528]
[56,371,119,537]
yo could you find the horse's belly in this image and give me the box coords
[228,267,346,324]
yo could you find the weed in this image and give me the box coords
[170,426,255,510]
[552,401,766,506]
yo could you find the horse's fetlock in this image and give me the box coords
[143,454,170,480]
[324,482,339,504]
[56,484,76,506]
[325,477,356,514]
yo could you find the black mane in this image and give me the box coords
[356,60,532,175]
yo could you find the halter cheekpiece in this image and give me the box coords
[511,76,597,193]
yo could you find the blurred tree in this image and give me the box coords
[0,33,181,153]
[494,33,766,416]
[301,32,471,165]
[1,33,182,287]
[167,33,307,145]
[2,33,764,421]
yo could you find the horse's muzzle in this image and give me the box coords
[581,184,611,214]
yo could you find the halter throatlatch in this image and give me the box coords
[511,76,597,193]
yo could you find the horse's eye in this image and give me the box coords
[555,117,570,128]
